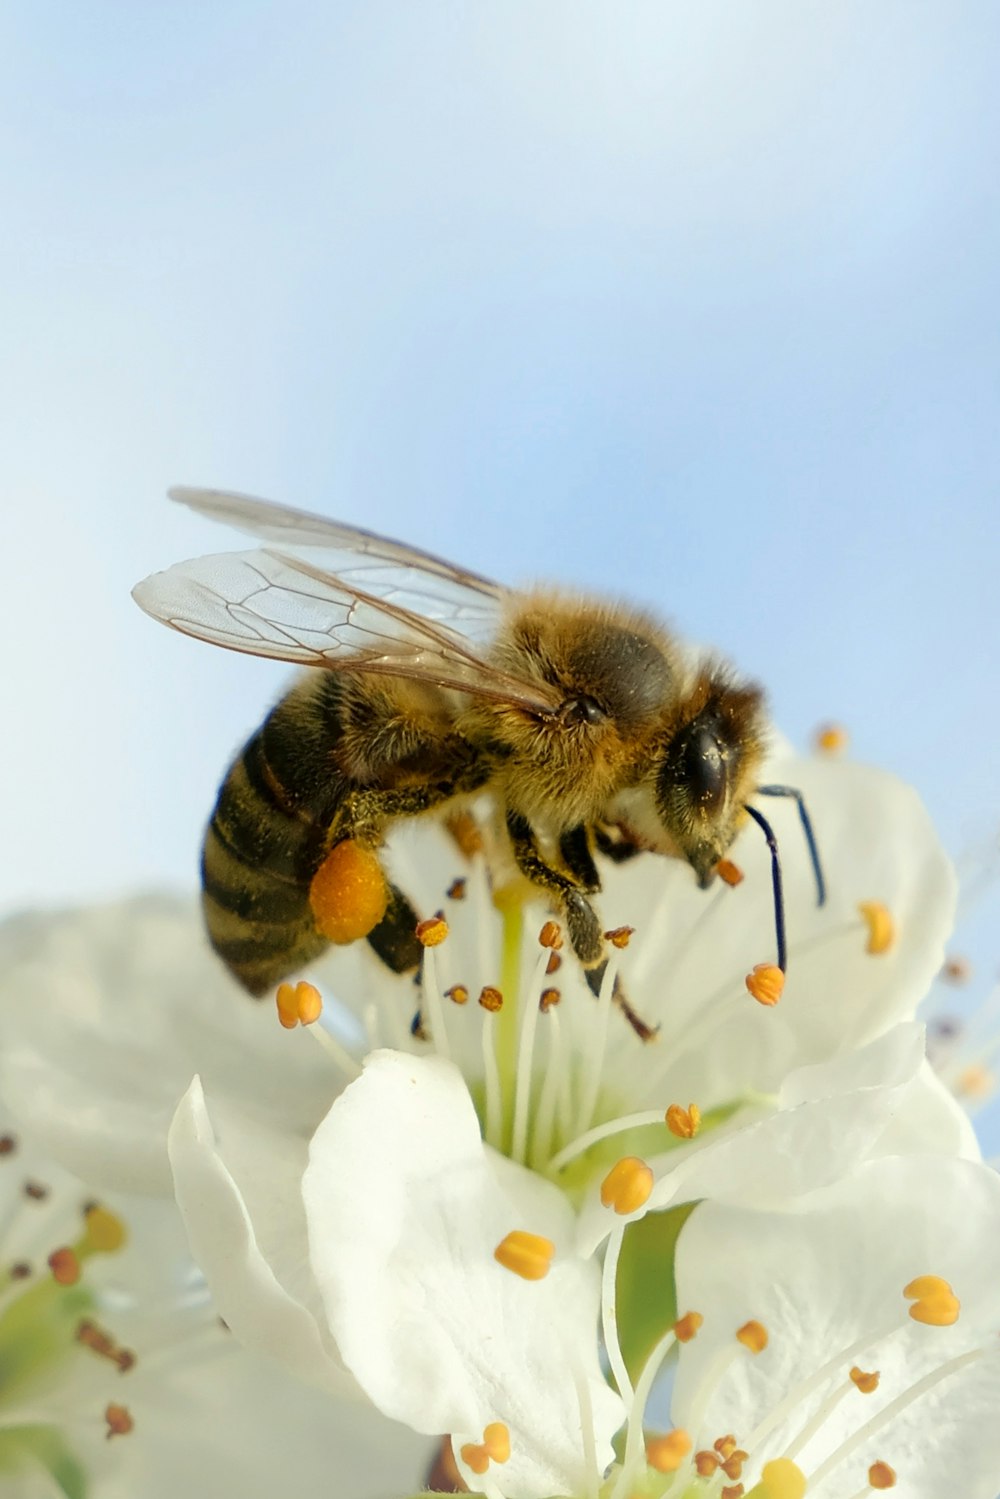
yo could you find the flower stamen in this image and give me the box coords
[493,1230,554,1281]
[857,902,894,956]
[666,1102,701,1139]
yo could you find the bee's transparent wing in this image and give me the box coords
[169,486,504,642]
[132,548,561,713]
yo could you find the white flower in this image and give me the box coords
[0,754,956,1202]
[0,752,965,1489]
[0,1121,430,1499]
[174,1054,1000,1498]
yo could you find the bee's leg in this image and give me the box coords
[506,813,604,963]
[558,825,601,892]
[593,825,644,865]
[330,781,460,847]
[506,814,656,1042]
[583,961,658,1043]
[365,883,423,975]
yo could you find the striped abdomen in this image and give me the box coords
[201,689,339,995]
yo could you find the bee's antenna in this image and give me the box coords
[756,784,826,907]
[743,804,787,972]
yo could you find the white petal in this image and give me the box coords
[168,1077,354,1395]
[0,897,339,1191]
[598,757,956,1108]
[672,1155,1000,1498]
[303,1050,624,1499]
[105,1346,434,1499]
[576,1025,931,1254]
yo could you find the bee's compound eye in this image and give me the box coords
[563,695,607,726]
[683,726,727,814]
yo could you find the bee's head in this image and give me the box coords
[654,674,767,885]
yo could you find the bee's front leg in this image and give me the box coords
[505,813,656,1041]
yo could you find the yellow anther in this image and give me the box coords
[539,920,563,950]
[850,1364,880,1394]
[736,1319,769,1353]
[869,1460,897,1489]
[756,1457,807,1499]
[904,1274,960,1326]
[48,1248,80,1286]
[673,1310,704,1343]
[604,925,635,949]
[646,1429,692,1473]
[275,980,322,1029]
[714,1435,737,1458]
[546,950,562,975]
[694,1450,720,1476]
[721,1484,745,1499]
[478,985,504,1013]
[460,1442,489,1475]
[446,878,467,900]
[600,1156,654,1215]
[493,1230,555,1281]
[483,1423,510,1463]
[814,722,849,755]
[309,841,389,943]
[82,1205,127,1254]
[445,984,469,1006]
[539,987,561,1011]
[858,901,895,956]
[745,963,784,1006]
[956,1063,994,1100]
[415,915,449,947]
[104,1403,133,1440]
[665,1103,701,1139]
[717,858,745,887]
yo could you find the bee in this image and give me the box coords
[133,487,824,1038]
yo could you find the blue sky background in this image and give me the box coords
[2,4,998,1127]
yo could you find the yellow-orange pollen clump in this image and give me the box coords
[445,984,469,1006]
[604,925,635,949]
[415,914,449,947]
[48,1247,80,1286]
[600,1156,654,1215]
[858,901,895,956]
[104,1403,133,1440]
[459,1422,510,1474]
[81,1204,128,1254]
[673,1310,704,1343]
[868,1460,897,1489]
[756,1456,807,1499]
[814,722,849,755]
[850,1364,880,1394]
[479,986,504,1012]
[308,840,389,943]
[539,920,563,950]
[736,1319,769,1353]
[646,1429,692,1472]
[904,1274,960,1326]
[746,964,784,1006]
[666,1102,701,1139]
[275,980,323,1029]
[493,1230,555,1281]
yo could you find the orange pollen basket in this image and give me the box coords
[308,840,389,943]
